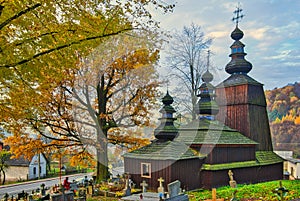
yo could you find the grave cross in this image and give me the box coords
[157,177,165,193]
[158,177,164,187]
[204,188,224,201]
[140,180,148,193]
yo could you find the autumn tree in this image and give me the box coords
[165,23,212,120]
[1,0,174,181]
[266,82,300,157]
[4,31,161,182]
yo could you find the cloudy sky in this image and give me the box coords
[155,0,300,90]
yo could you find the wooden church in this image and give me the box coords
[123,9,283,191]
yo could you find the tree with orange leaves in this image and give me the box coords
[3,31,161,182]
[1,0,174,182]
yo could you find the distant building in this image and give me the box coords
[1,140,48,182]
[286,158,300,179]
[5,153,48,181]
[6,156,30,181]
[275,151,300,179]
[28,153,48,180]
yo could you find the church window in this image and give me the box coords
[141,163,151,178]
[33,167,36,175]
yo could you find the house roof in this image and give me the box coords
[176,119,258,145]
[202,151,283,170]
[123,140,202,160]
[6,156,30,167]
[216,74,262,88]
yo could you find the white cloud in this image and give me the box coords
[155,0,300,90]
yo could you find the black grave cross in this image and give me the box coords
[232,2,244,25]
[274,181,288,201]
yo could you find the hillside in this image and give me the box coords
[265,82,300,157]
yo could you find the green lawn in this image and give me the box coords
[86,180,299,201]
[188,180,300,201]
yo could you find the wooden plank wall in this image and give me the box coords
[216,84,273,151]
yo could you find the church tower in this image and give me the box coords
[216,5,273,151]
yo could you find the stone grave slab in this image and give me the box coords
[121,192,161,201]
[165,194,189,201]
[167,180,181,198]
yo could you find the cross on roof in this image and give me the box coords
[206,50,211,71]
[232,2,244,25]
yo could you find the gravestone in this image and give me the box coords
[165,180,189,201]
[41,183,46,196]
[140,180,148,193]
[165,194,189,201]
[157,177,165,193]
[28,195,34,201]
[51,193,63,201]
[51,191,74,201]
[17,191,26,200]
[4,193,9,201]
[167,180,180,198]
[70,182,78,192]
[64,191,74,201]
[78,187,86,198]
[87,185,93,195]
[228,170,237,188]
[123,174,131,196]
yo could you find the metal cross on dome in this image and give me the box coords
[232,2,244,25]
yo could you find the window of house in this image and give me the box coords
[33,167,36,175]
[141,163,151,178]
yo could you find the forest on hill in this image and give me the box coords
[265,82,300,157]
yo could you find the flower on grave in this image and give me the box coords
[115,191,124,197]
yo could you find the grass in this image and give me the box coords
[85,180,299,201]
[188,180,300,201]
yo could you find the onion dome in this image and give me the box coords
[196,70,219,118]
[225,25,252,75]
[231,26,244,40]
[202,69,214,83]
[154,91,178,141]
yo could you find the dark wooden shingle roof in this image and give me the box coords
[176,119,258,145]
[123,140,201,160]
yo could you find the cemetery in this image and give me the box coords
[1,2,299,201]
[0,177,299,201]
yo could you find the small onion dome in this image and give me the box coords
[162,91,174,105]
[196,82,219,115]
[225,25,253,75]
[231,26,244,41]
[202,70,214,83]
[154,91,178,141]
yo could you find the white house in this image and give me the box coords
[6,157,30,182]
[286,158,300,179]
[28,153,48,180]
[274,150,300,180]
[6,153,48,181]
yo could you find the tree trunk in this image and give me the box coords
[95,142,109,183]
[2,170,5,185]
[191,93,197,120]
